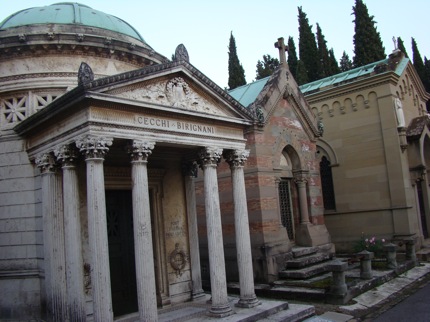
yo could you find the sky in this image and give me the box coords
[2,1,429,89]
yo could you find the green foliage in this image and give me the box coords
[298,6,319,82]
[316,23,329,78]
[412,37,425,81]
[287,36,298,80]
[328,48,340,76]
[227,32,246,90]
[352,0,385,67]
[255,55,279,80]
[340,51,353,72]
[353,234,386,258]
[397,37,408,58]
[296,60,309,85]
[424,57,430,93]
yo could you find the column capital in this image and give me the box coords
[182,160,198,177]
[293,170,309,185]
[128,140,155,162]
[197,147,223,168]
[224,149,250,168]
[75,135,113,159]
[54,144,78,167]
[35,152,57,174]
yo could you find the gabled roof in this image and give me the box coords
[300,53,409,95]
[228,77,269,108]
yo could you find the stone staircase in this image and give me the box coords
[278,246,333,280]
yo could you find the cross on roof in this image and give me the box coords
[274,37,288,65]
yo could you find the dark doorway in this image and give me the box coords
[417,181,429,239]
[106,190,138,317]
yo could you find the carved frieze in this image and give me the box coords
[114,77,227,116]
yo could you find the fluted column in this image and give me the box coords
[197,147,233,317]
[224,150,260,308]
[54,145,86,321]
[182,161,205,299]
[128,140,158,321]
[76,135,113,322]
[35,153,67,322]
[295,175,310,224]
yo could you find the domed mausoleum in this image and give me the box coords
[0,3,332,321]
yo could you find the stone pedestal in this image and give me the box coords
[404,238,417,264]
[384,243,398,269]
[358,250,374,279]
[328,260,348,296]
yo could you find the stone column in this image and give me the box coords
[35,153,67,321]
[182,161,205,299]
[76,135,113,322]
[295,175,310,224]
[128,140,158,321]
[224,149,260,308]
[54,145,86,321]
[198,147,233,317]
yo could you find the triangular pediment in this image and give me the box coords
[101,75,234,118]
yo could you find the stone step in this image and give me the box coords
[292,246,318,258]
[285,253,331,269]
[257,303,315,322]
[279,261,332,279]
[417,247,430,262]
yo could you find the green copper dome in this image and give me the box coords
[0,2,146,42]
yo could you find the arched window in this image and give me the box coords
[320,156,336,211]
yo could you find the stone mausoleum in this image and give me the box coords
[0,3,332,321]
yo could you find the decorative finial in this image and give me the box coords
[392,36,398,52]
[78,62,94,86]
[274,37,288,65]
[173,44,189,62]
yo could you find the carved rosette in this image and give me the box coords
[169,243,188,277]
[127,140,155,162]
[197,147,223,168]
[54,144,78,166]
[224,149,250,169]
[182,161,198,177]
[75,135,113,159]
[35,153,57,173]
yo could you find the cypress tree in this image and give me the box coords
[287,36,298,79]
[412,37,425,82]
[227,32,246,90]
[316,23,330,78]
[298,6,319,82]
[340,51,353,72]
[296,60,309,85]
[255,55,279,80]
[423,57,430,92]
[397,37,409,58]
[328,48,341,75]
[352,0,385,67]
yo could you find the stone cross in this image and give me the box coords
[392,36,398,51]
[274,37,288,65]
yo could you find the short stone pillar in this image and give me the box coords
[358,250,374,279]
[404,238,417,263]
[383,243,397,269]
[328,259,348,296]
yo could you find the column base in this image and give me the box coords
[207,303,234,318]
[235,296,261,308]
[295,223,331,247]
